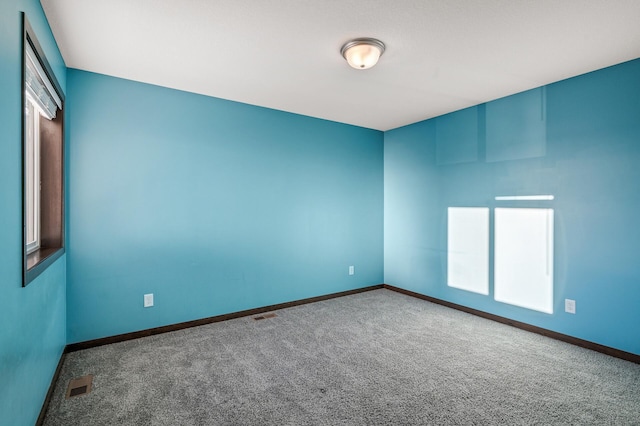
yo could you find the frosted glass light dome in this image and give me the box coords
[340,38,385,70]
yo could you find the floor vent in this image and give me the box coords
[253,313,277,321]
[66,375,93,399]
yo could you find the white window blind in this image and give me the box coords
[25,41,62,120]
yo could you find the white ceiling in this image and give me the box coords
[41,0,640,131]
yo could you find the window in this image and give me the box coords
[22,14,65,286]
[24,97,41,254]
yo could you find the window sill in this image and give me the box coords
[25,247,64,286]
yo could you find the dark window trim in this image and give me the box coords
[22,13,66,286]
[26,248,65,283]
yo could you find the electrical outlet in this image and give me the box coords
[349,265,354,276]
[565,299,576,314]
[144,293,154,308]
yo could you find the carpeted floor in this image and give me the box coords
[43,289,640,425]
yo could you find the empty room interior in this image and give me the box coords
[2,1,640,425]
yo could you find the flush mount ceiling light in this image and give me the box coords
[340,38,385,70]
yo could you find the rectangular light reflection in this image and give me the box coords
[495,195,554,201]
[447,207,490,295]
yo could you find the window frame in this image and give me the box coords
[25,94,41,254]
[22,14,65,286]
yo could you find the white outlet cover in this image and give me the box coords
[349,266,354,275]
[144,293,154,308]
[565,299,576,314]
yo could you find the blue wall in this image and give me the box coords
[385,59,640,355]
[0,1,67,425]
[66,70,384,343]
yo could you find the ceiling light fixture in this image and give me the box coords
[340,38,385,70]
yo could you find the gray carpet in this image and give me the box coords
[44,289,640,425]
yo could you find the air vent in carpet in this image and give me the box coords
[66,375,93,399]
[253,313,277,320]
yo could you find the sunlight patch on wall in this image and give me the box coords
[447,207,490,295]
[494,208,554,314]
